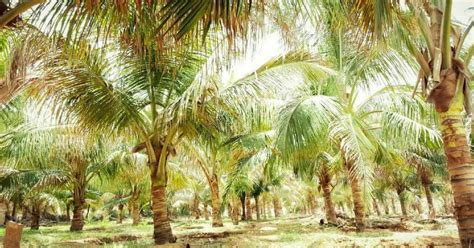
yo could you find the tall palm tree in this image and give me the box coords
[345,1,474,245]
[7,26,210,242]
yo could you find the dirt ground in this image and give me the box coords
[171,216,460,248]
[0,215,461,247]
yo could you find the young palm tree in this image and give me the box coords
[370,87,444,219]
[251,0,418,231]
[378,163,419,218]
[404,148,447,219]
[0,167,60,229]
[1,126,117,231]
[294,151,339,223]
[274,56,398,231]
[0,96,121,231]
[105,148,150,225]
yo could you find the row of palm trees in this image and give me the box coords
[0,0,472,246]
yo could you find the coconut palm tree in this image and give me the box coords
[291,150,340,223]
[1,126,118,231]
[0,167,60,229]
[0,96,121,231]
[6,26,210,242]
[377,162,419,218]
[104,147,150,225]
[22,192,60,230]
[274,57,396,231]
[180,135,233,227]
[343,1,474,245]
[403,148,447,219]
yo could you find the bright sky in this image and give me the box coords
[453,0,473,24]
[225,1,474,101]
[230,0,474,81]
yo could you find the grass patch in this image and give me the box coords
[0,216,459,247]
[2,220,153,246]
[346,230,394,238]
[102,240,155,248]
[278,232,301,242]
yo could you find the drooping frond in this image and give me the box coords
[329,114,375,181]
[276,95,341,163]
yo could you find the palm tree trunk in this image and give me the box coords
[350,175,366,231]
[391,196,398,214]
[150,181,174,241]
[130,188,141,225]
[240,194,246,220]
[262,199,267,219]
[117,203,124,224]
[230,200,240,225]
[148,143,175,245]
[422,182,436,219]
[132,206,140,226]
[307,190,317,215]
[30,205,40,230]
[150,179,174,244]
[70,183,85,231]
[255,195,260,221]
[203,203,209,221]
[320,168,337,223]
[21,206,28,222]
[11,202,17,220]
[345,161,365,231]
[397,189,407,217]
[209,174,223,227]
[415,198,423,215]
[131,203,140,225]
[192,193,200,220]
[65,202,70,221]
[372,198,381,217]
[85,204,90,220]
[438,91,474,247]
[245,192,252,220]
[384,202,390,215]
[272,196,281,218]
